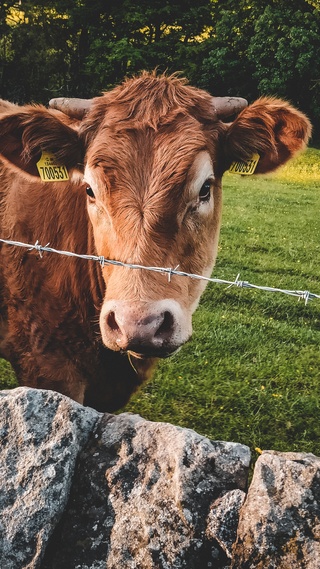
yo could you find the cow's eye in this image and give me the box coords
[199,180,211,203]
[86,186,95,199]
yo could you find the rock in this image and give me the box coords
[41,413,251,569]
[5,388,319,569]
[206,489,246,559]
[231,450,320,569]
[0,387,100,569]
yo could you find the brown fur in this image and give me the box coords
[0,73,311,411]
[224,97,312,173]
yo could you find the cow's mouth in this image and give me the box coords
[127,347,181,360]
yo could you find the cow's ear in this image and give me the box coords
[0,106,83,179]
[223,97,312,174]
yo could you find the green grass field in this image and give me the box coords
[1,148,320,459]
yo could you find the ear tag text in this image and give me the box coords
[36,151,69,182]
[229,153,260,176]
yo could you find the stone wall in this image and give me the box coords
[0,388,319,568]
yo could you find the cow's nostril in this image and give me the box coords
[107,311,120,332]
[101,301,188,356]
[155,311,174,338]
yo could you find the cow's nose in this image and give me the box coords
[107,309,174,351]
[100,300,190,357]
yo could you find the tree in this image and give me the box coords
[199,0,320,136]
[0,0,319,137]
[0,1,73,101]
[247,2,320,130]
[82,0,214,93]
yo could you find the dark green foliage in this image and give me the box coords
[0,0,319,136]
[200,0,320,134]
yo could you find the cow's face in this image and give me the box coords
[83,112,224,357]
[0,74,311,360]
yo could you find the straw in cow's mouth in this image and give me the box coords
[127,347,181,360]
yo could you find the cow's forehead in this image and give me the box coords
[81,74,222,168]
[85,112,215,189]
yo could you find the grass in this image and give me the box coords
[1,148,320,459]
[123,147,320,458]
[0,360,17,390]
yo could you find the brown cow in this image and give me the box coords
[0,72,311,411]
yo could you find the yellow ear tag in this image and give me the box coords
[229,153,260,176]
[36,151,69,182]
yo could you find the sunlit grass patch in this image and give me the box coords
[273,147,320,183]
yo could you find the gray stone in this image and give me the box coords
[2,387,320,569]
[206,489,246,559]
[231,450,320,569]
[0,387,100,569]
[42,412,251,568]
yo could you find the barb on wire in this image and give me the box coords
[1,237,320,304]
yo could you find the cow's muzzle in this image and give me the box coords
[100,299,191,357]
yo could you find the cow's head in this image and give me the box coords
[0,73,311,360]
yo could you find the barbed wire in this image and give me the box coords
[0,237,319,305]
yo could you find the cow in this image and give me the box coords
[0,72,311,411]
